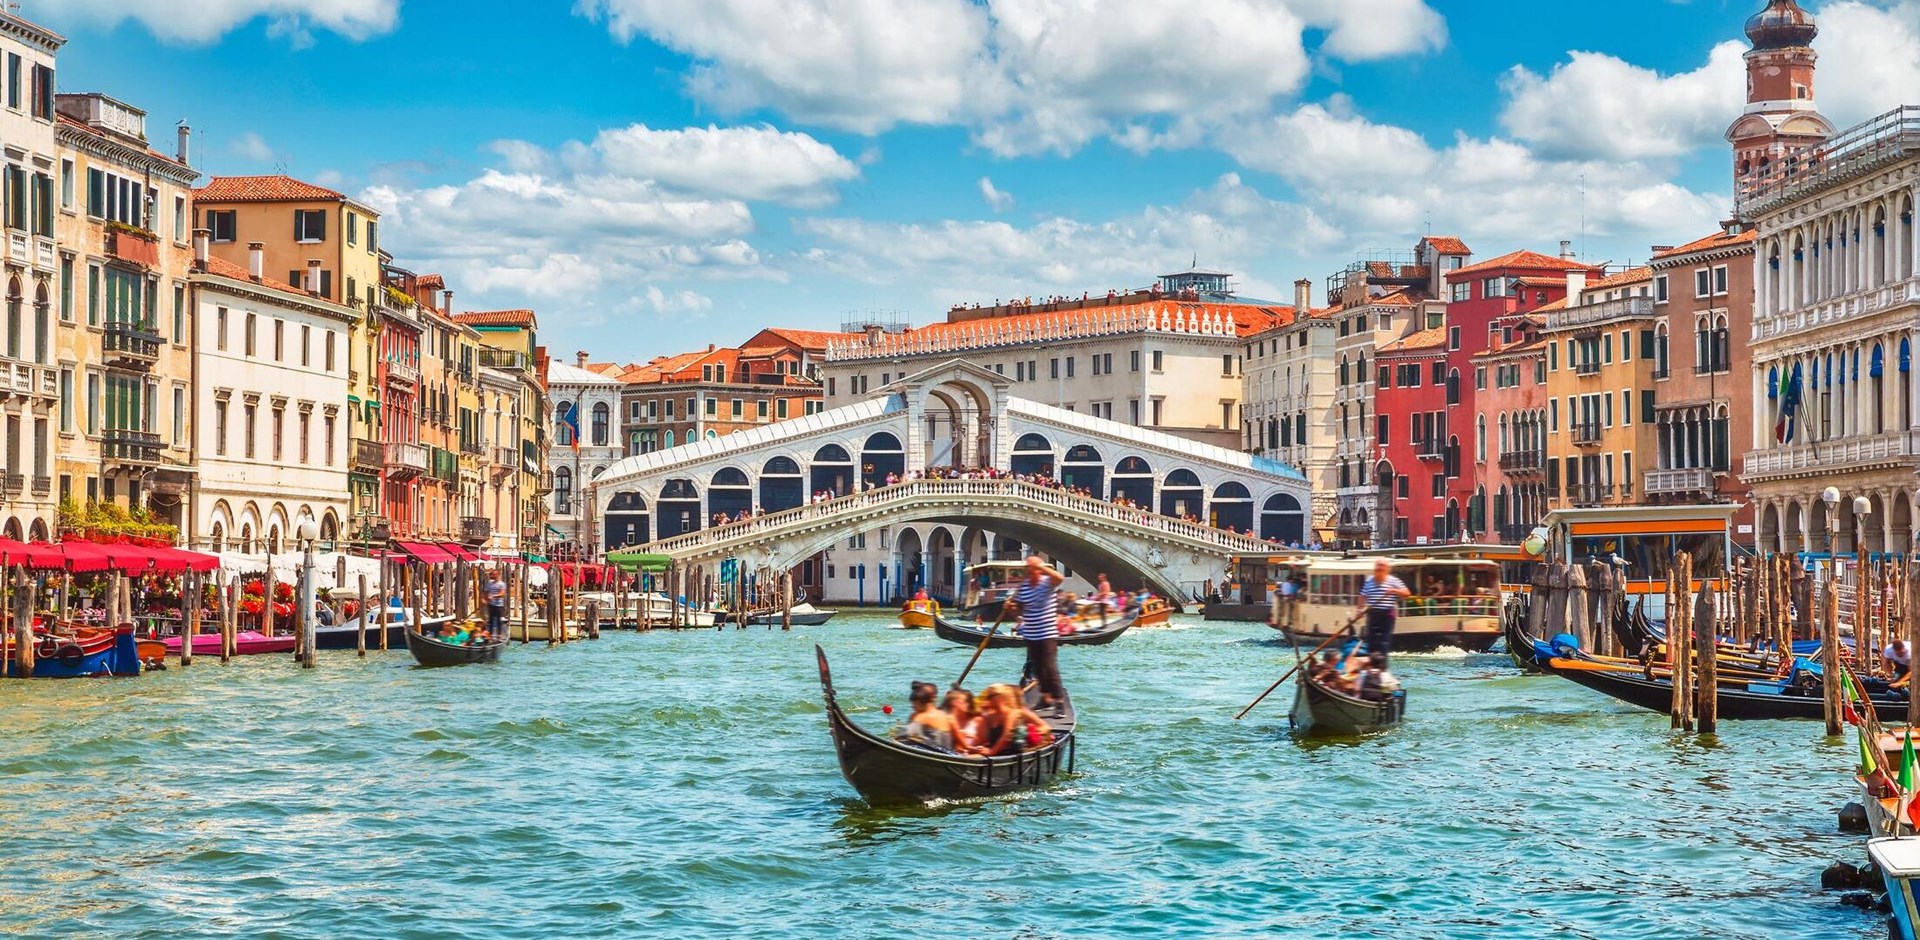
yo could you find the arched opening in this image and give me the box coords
[1261,493,1304,544]
[1210,482,1253,532]
[759,456,804,512]
[27,517,47,542]
[894,527,925,602]
[1760,502,1782,554]
[860,432,904,489]
[319,512,338,542]
[554,466,574,515]
[928,527,957,601]
[1010,432,1054,476]
[0,518,19,541]
[1110,456,1154,507]
[657,478,702,539]
[1443,498,1461,542]
[709,467,752,521]
[1895,492,1914,558]
[605,491,650,548]
[810,443,854,498]
[210,521,226,553]
[1060,444,1104,496]
[1784,499,1805,554]
[590,402,610,446]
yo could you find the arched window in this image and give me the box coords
[5,277,18,360]
[32,282,47,364]
[554,466,573,513]
[590,402,610,446]
[1476,414,1486,464]
[210,521,225,553]
[1654,323,1669,377]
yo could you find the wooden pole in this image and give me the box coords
[1695,572,1718,734]
[181,571,198,666]
[1824,557,1843,736]
[11,567,31,678]
[1667,556,1684,730]
[1859,557,1872,679]
[781,570,793,631]
[356,573,369,656]
[517,555,531,643]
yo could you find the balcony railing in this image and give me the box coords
[0,361,56,401]
[0,473,20,495]
[387,358,420,385]
[1652,366,1670,380]
[1644,466,1715,496]
[1545,296,1655,331]
[1497,450,1544,473]
[1744,429,1920,479]
[30,474,48,496]
[1572,423,1603,445]
[460,516,491,543]
[1415,439,1446,461]
[104,322,161,368]
[1569,483,1615,507]
[478,348,532,372]
[1753,276,1920,342]
[103,429,162,466]
[352,438,383,471]
[1574,360,1602,376]
[492,445,518,468]
[385,441,429,478]
[1736,105,1920,217]
[104,227,160,267]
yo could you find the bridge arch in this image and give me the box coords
[710,467,752,520]
[928,526,958,600]
[895,527,926,599]
[1112,456,1154,507]
[606,491,650,549]
[760,456,804,512]
[861,432,905,488]
[1262,493,1305,543]
[811,443,854,498]
[1060,444,1104,495]
[1211,482,1253,532]
[1160,469,1203,519]
[905,364,1002,469]
[658,478,701,538]
[1011,432,1055,476]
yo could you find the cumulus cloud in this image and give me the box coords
[229,131,278,163]
[47,0,398,43]
[979,177,1014,213]
[1813,0,1920,128]
[578,0,1445,155]
[590,124,860,207]
[1497,42,1746,161]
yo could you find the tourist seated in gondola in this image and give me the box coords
[978,684,1052,756]
[943,688,985,754]
[1307,649,1346,691]
[1344,652,1400,702]
[897,681,959,752]
[1888,640,1912,686]
[436,621,471,645]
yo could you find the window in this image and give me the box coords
[704,397,717,417]
[244,404,257,457]
[273,320,284,361]
[207,210,237,243]
[324,414,336,465]
[1654,274,1669,303]
[87,263,99,326]
[347,212,359,246]
[244,313,256,355]
[294,210,327,242]
[271,407,284,460]
[4,54,16,110]
[1130,350,1141,372]
[367,220,378,255]
[756,400,769,419]
[1712,265,1728,296]
[29,65,49,121]
[1449,281,1470,303]
[172,387,185,447]
[58,254,71,322]
[1066,357,1076,378]
[1483,277,1506,298]
[300,325,311,366]
[1694,269,1711,298]
[1050,358,1060,379]
[172,285,185,342]
[730,398,742,419]
[1221,354,1234,376]
[216,307,228,351]
[59,159,72,209]
[84,169,146,228]
[1151,350,1164,371]
[776,399,788,419]
[1448,326,1461,351]
[57,367,70,433]
[1152,399,1163,426]
[86,372,99,436]
[298,411,310,463]
[1130,399,1141,425]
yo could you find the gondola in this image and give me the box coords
[1537,653,1912,721]
[1289,667,1405,735]
[931,610,1135,649]
[403,628,505,667]
[815,645,1076,804]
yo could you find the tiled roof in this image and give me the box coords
[453,309,537,328]
[758,328,863,350]
[195,175,345,203]
[547,360,622,386]
[416,274,446,292]
[1422,235,1471,255]
[1587,266,1653,290]
[198,256,310,300]
[1379,327,1446,353]
[1652,228,1758,260]
[55,113,193,172]
[1511,276,1563,288]
[1448,249,1601,279]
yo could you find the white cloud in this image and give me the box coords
[978,177,1014,213]
[1811,0,1920,129]
[579,0,1444,155]
[590,124,860,207]
[642,285,714,314]
[47,0,398,43]
[1497,42,1746,161]
[229,131,278,163]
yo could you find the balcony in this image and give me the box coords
[105,226,160,268]
[1498,450,1544,474]
[0,473,19,495]
[1754,275,1920,342]
[1569,483,1615,507]
[1415,439,1446,461]
[1652,366,1670,380]
[1572,423,1603,446]
[460,516,491,544]
[493,444,519,467]
[30,474,48,496]
[387,357,420,386]
[478,348,532,372]
[385,441,429,479]
[1743,429,1920,481]
[1644,466,1714,497]
[104,322,162,369]
[103,429,162,466]
[460,439,485,456]
[1545,296,1655,331]
[0,361,55,404]
[352,438,383,472]
[1574,360,1602,376]
[1737,105,1920,217]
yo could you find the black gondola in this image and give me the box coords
[403,629,505,667]
[815,645,1076,804]
[930,612,1134,649]
[1538,655,1910,720]
[1289,667,1405,735]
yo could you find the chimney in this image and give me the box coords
[247,242,264,281]
[306,259,322,296]
[1566,270,1587,307]
[192,228,210,270]
[1559,239,1574,260]
[443,289,454,315]
[176,122,191,166]
[1293,278,1312,312]
[707,343,716,352]
[575,350,588,368]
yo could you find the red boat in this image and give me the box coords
[160,631,297,656]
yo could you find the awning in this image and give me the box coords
[152,547,221,574]
[0,539,69,569]
[436,542,479,562]
[607,551,673,573]
[394,541,455,564]
[50,541,113,573]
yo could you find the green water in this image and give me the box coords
[0,613,1880,938]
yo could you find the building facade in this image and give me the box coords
[456,309,548,558]
[1647,225,1756,535]
[1471,318,1548,542]
[1241,280,1329,537]
[1541,268,1659,511]
[548,353,624,554]
[0,11,61,541]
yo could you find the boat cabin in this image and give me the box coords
[1284,556,1504,651]
[963,561,1032,611]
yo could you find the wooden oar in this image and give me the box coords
[1234,615,1360,720]
[954,605,1013,691]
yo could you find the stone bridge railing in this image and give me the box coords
[637,478,1278,559]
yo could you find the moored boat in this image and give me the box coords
[403,628,505,667]
[931,609,1134,649]
[162,630,298,656]
[745,602,837,626]
[2,625,140,678]
[815,645,1076,804]
[1869,837,1920,940]
[1289,667,1405,736]
[1537,653,1910,721]
[899,598,941,629]
[1274,557,1502,652]
[314,606,449,650]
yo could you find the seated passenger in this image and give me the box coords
[1345,652,1401,701]
[944,688,985,755]
[1308,649,1344,689]
[979,684,1053,756]
[899,681,957,751]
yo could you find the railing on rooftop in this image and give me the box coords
[1736,106,1920,217]
[826,302,1249,362]
[1546,296,1654,332]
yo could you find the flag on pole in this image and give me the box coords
[1901,730,1917,792]
[1774,363,1803,443]
[1861,729,1881,775]
[558,400,581,451]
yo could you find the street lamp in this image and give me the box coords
[1854,495,1873,562]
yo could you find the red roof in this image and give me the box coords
[1448,249,1601,279]
[1422,235,1471,255]
[754,327,863,350]
[199,256,314,301]
[1379,327,1446,354]
[1652,228,1757,260]
[453,309,537,328]
[196,175,345,204]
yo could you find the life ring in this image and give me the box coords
[57,643,84,665]
[35,636,57,659]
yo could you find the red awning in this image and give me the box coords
[437,542,479,562]
[395,541,455,564]
[151,547,221,574]
[0,539,67,569]
[52,541,113,573]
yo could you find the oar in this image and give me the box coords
[954,605,1013,691]
[1234,615,1360,720]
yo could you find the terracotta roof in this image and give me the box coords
[56,114,193,173]
[1510,276,1563,288]
[195,175,345,203]
[894,298,1289,344]
[416,274,446,292]
[1586,266,1653,291]
[1652,228,1757,260]
[198,256,311,300]
[756,327,863,350]
[453,309,537,328]
[1448,249,1601,279]
[1422,235,1471,255]
[1378,327,1446,353]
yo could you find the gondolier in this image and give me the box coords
[1355,559,1410,661]
[1007,555,1066,708]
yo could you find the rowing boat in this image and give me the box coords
[403,629,506,667]
[931,610,1135,649]
[1289,666,1405,735]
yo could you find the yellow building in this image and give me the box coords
[192,175,383,537]
[1542,267,1659,508]
[54,93,199,531]
[0,10,62,541]
[453,309,546,557]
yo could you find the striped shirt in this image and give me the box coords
[1013,579,1059,641]
[1360,575,1407,612]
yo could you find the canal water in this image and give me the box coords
[0,613,1879,938]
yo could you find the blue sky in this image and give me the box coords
[39,0,1920,359]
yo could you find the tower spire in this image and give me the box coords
[1726,0,1834,202]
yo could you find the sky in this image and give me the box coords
[37,0,1920,360]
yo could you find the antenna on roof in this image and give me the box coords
[1578,173,1587,260]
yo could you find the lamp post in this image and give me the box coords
[1821,485,1842,734]
[296,518,320,669]
[1854,495,1873,564]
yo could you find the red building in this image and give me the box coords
[1373,327,1449,545]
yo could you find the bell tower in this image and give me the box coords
[1726,0,1835,191]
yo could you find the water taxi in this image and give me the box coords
[1272,557,1502,652]
[899,597,941,629]
[961,561,1028,619]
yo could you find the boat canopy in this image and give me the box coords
[607,551,674,573]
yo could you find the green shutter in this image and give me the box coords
[86,168,103,219]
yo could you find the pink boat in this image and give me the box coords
[160,631,297,656]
